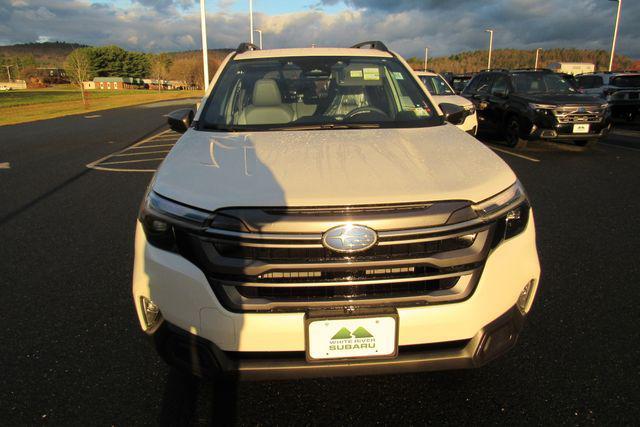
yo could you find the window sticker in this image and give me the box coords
[363,67,380,80]
[392,72,404,80]
[350,70,363,78]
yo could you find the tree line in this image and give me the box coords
[407,48,638,74]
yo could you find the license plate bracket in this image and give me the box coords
[305,308,399,362]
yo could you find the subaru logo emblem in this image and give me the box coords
[322,224,378,253]
[577,107,586,113]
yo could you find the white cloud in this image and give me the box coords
[0,0,638,58]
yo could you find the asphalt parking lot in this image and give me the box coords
[1,105,640,425]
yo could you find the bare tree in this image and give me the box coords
[64,48,92,108]
[150,54,171,92]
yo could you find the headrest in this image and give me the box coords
[253,79,282,107]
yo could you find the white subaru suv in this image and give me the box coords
[133,41,540,379]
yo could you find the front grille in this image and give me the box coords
[176,203,495,312]
[553,106,604,124]
[212,233,476,263]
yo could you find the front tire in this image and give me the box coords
[505,117,528,149]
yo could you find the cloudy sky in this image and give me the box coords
[0,0,638,58]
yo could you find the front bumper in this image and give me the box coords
[151,304,525,380]
[531,121,611,141]
[457,111,478,135]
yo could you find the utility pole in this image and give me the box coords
[609,0,623,71]
[424,47,429,71]
[200,0,210,91]
[534,48,542,70]
[249,0,254,44]
[485,29,494,70]
[255,29,263,49]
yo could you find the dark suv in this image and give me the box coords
[462,69,611,148]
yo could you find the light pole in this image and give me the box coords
[254,29,263,49]
[200,0,209,91]
[424,47,429,71]
[249,0,254,44]
[534,48,542,70]
[609,0,623,71]
[485,29,494,70]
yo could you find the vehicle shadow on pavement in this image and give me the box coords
[159,369,239,426]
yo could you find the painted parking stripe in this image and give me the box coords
[87,129,180,173]
[112,150,172,157]
[488,145,540,163]
[84,114,102,119]
[99,158,167,166]
[127,143,176,149]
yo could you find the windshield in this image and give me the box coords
[611,75,640,88]
[511,72,577,94]
[199,56,441,131]
[419,75,454,95]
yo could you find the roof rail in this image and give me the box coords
[236,42,260,54]
[350,41,389,52]
[478,68,509,73]
[511,68,553,72]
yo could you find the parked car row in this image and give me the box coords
[575,72,640,123]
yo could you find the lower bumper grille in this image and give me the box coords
[236,277,459,301]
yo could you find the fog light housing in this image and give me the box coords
[517,280,535,314]
[141,297,161,329]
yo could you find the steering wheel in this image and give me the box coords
[344,106,389,121]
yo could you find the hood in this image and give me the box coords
[514,92,604,105]
[430,94,473,109]
[153,125,516,211]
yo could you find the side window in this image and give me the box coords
[592,76,604,88]
[491,76,508,95]
[477,75,493,94]
[463,75,489,95]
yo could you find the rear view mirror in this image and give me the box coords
[167,108,194,133]
[439,103,466,126]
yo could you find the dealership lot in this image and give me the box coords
[1,105,639,424]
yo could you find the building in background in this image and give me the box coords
[92,77,144,90]
[548,62,596,75]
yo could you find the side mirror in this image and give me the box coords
[439,102,466,125]
[167,108,194,133]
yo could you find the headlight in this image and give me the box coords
[528,103,556,110]
[139,190,211,251]
[473,181,530,242]
[464,104,475,114]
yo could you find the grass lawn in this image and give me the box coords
[0,87,204,126]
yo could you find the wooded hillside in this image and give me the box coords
[407,48,638,73]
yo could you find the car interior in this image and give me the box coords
[202,57,437,128]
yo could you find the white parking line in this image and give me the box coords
[99,158,167,166]
[84,114,102,119]
[86,129,178,173]
[112,150,171,157]
[488,145,540,163]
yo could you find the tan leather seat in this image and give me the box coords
[239,79,294,125]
